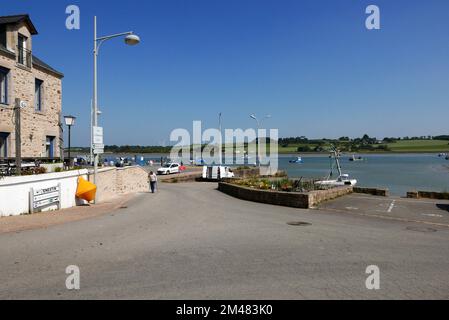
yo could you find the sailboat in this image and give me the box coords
[315,147,357,187]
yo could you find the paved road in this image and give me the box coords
[1,182,449,299]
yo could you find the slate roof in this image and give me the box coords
[0,15,63,77]
[0,14,38,35]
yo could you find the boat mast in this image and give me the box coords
[335,149,342,177]
[330,145,342,177]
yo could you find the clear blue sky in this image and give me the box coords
[3,0,449,146]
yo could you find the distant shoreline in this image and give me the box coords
[71,151,448,156]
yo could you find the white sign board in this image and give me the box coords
[93,126,103,144]
[29,184,61,213]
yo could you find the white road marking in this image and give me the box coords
[422,213,443,218]
[387,200,396,213]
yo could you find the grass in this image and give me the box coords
[278,140,449,153]
[386,140,449,152]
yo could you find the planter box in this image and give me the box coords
[218,182,353,209]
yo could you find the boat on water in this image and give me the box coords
[289,157,303,164]
[446,155,449,160]
[316,147,357,187]
[349,155,364,162]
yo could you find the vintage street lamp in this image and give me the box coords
[64,115,76,167]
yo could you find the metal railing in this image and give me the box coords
[16,45,32,68]
[0,157,62,177]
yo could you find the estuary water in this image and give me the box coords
[279,154,449,196]
[86,152,449,196]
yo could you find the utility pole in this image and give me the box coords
[90,99,93,165]
[218,112,222,165]
[14,98,21,176]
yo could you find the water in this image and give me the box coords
[280,154,449,196]
[77,152,449,196]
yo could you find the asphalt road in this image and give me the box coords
[1,182,449,299]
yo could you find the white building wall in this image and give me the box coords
[0,169,88,216]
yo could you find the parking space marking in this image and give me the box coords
[387,200,396,213]
[422,213,443,218]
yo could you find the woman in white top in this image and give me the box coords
[148,171,158,193]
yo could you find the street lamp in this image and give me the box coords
[218,112,222,165]
[64,115,76,167]
[249,114,271,167]
[92,16,140,192]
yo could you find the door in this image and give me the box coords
[46,136,55,158]
[0,132,8,157]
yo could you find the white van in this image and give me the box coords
[202,166,235,180]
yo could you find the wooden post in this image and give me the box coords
[14,98,21,176]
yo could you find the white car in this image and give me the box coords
[157,163,180,175]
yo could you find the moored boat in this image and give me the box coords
[289,157,303,164]
[349,155,364,162]
[316,147,357,187]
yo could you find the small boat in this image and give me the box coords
[316,147,357,187]
[289,157,303,164]
[316,174,357,186]
[446,155,449,160]
[349,155,364,162]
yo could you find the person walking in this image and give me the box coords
[148,171,158,193]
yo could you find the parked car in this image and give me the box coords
[202,165,235,180]
[157,163,180,175]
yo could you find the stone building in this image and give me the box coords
[0,14,64,159]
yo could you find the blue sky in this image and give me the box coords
[3,0,449,146]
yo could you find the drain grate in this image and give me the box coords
[406,226,437,233]
[287,221,312,227]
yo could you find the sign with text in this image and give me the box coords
[93,126,103,144]
[29,184,61,213]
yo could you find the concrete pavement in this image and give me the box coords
[0,182,448,299]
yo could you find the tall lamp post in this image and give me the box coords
[64,115,76,167]
[92,16,140,187]
[218,112,222,165]
[250,113,271,167]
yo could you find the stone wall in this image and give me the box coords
[88,166,148,203]
[307,186,354,207]
[407,190,449,200]
[218,182,353,209]
[0,20,63,159]
[353,186,389,197]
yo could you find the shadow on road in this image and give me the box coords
[436,204,449,212]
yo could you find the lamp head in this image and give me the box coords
[125,34,140,45]
[64,115,76,126]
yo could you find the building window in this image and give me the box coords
[17,34,30,67]
[35,79,43,111]
[0,132,9,157]
[46,136,55,158]
[0,67,8,104]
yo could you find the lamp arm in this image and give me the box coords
[95,31,134,54]
[96,31,133,42]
